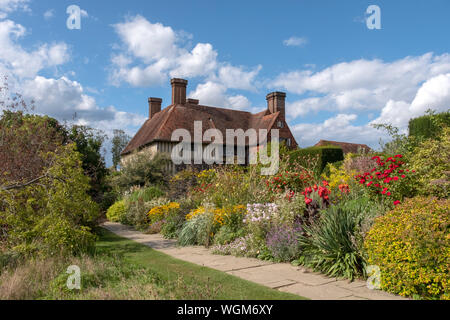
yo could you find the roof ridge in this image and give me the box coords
[154,105,176,140]
[193,104,254,115]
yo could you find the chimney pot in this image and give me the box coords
[171,78,188,105]
[187,98,199,105]
[266,92,286,120]
[148,97,162,119]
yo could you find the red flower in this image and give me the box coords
[394,200,401,206]
[305,198,312,205]
[322,180,329,187]
[401,175,406,178]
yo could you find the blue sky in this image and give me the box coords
[1,0,450,163]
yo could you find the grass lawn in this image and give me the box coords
[1,228,305,300]
[95,228,305,300]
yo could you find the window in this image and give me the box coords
[277,121,284,128]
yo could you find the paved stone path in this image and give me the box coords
[102,222,407,300]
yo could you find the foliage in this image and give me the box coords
[300,181,332,226]
[68,125,108,208]
[178,208,216,247]
[408,110,450,140]
[371,123,418,156]
[112,150,169,190]
[244,203,279,249]
[343,154,378,175]
[365,197,450,300]
[323,156,357,194]
[0,144,99,256]
[273,192,306,226]
[147,202,180,224]
[266,168,314,194]
[409,127,450,198]
[297,197,381,280]
[212,234,263,258]
[168,169,198,201]
[111,129,131,171]
[0,111,66,185]
[213,225,246,246]
[266,224,302,262]
[290,146,344,176]
[355,154,417,207]
[190,166,271,208]
[106,200,127,223]
[127,185,164,203]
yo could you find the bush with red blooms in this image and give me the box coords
[299,181,331,225]
[192,183,213,194]
[354,155,417,206]
[338,184,350,194]
[266,169,314,193]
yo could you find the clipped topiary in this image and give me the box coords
[290,146,344,176]
[365,197,450,300]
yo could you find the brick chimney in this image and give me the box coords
[266,92,286,120]
[148,97,162,119]
[171,78,188,105]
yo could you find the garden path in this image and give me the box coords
[102,222,408,300]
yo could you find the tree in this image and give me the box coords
[1,144,99,255]
[111,129,131,170]
[0,111,67,187]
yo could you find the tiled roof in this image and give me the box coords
[122,102,282,155]
[314,140,372,154]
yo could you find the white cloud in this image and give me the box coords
[43,9,54,20]
[0,14,145,140]
[283,36,308,47]
[113,15,178,63]
[0,0,29,19]
[274,53,450,122]
[22,76,146,134]
[170,43,218,78]
[291,113,384,148]
[372,73,450,129]
[0,19,70,78]
[188,81,251,110]
[110,15,261,95]
[216,64,262,91]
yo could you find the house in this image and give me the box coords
[314,140,371,154]
[121,78,298,171]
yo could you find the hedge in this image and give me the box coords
[365,197,450,300]
[408,111,450,139]
[289,146,344,175]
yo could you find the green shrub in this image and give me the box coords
[106,200,127,223]
[178,209,216,247]
[213,225,246,246]
[365,197,450,300]
[409,127,450,199]
[1,144,99,256]
[408,110,450,140]
[128,186,164,203]
[111,151,169,190]
[122,195,171,229]
[160,205,186,239]
[290,146,344,176]
[297,197,381,280]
